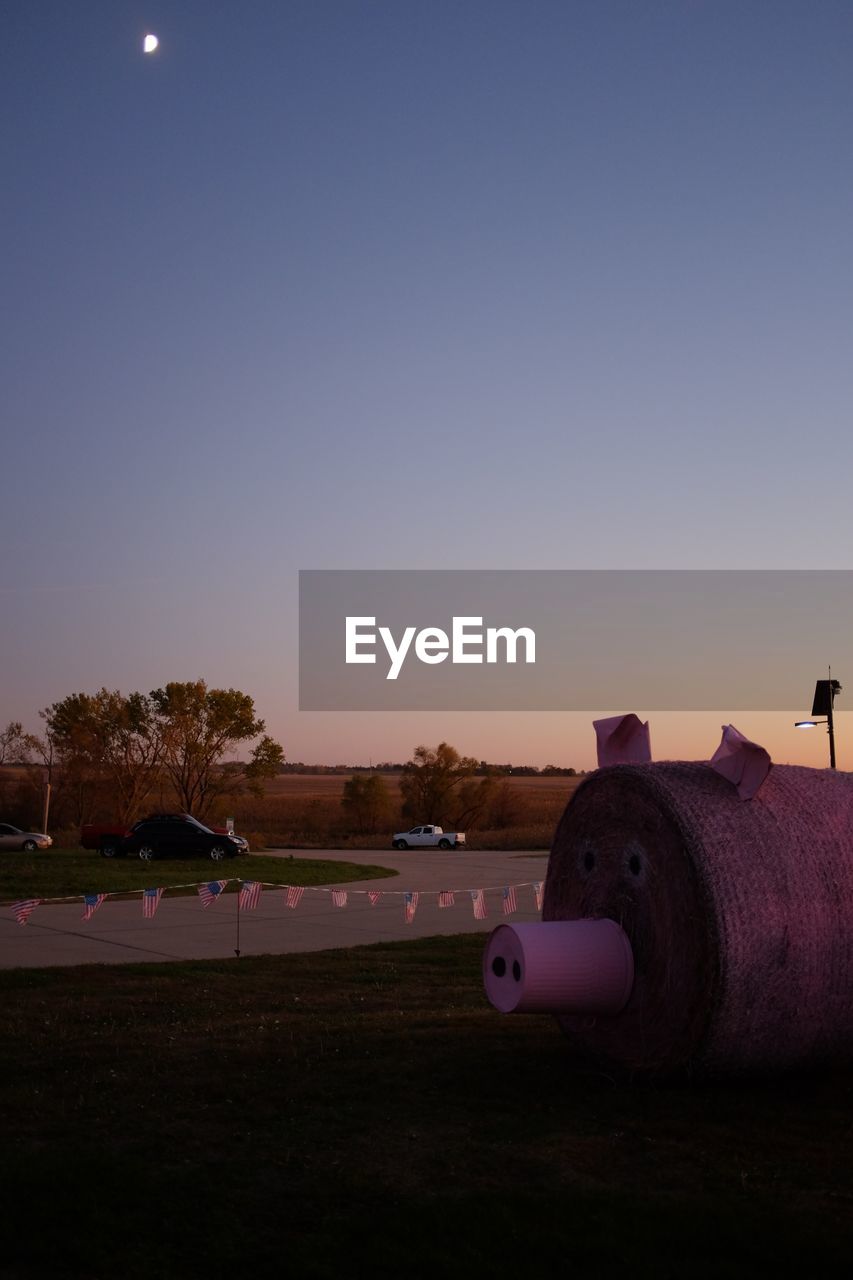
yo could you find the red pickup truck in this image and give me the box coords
[82,813,247,858]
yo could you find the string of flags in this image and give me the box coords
[7,879,544,927]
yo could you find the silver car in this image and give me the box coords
[0,823,53,851]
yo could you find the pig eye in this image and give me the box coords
[623,842,647,883]
[577,842,597,876]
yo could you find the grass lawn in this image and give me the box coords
[2,935,851,1278]
[0,850,397,902]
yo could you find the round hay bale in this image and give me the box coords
[543,761,853,1076]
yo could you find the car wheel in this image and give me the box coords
[438,839,451,849]
[137,845,155,861]
[101,840,120,858]
[396,839,408,850]
[208,844,228,861]
[22,839,38,852]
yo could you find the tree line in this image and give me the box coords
[340,742,568,835]
[0,681,283,828]
[2,696,580,840]
[283,760,578,776]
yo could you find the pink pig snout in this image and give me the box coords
[483,920,635,1015]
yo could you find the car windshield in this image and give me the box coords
[185,816,214,833]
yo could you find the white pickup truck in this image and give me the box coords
[391,825,466,850]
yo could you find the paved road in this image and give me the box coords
[0,847,549,971]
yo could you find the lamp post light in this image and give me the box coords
[794,669,842,769]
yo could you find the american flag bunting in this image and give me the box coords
[239,880,262,911]
[502,885,518,915]
[367,891,382,906]
[286,885,304,909]
[470,888,487,920]
[198,880,228,909]
[12,899,41,926]
[403,891,419,923]
[331,889,348,908]
[533,881,543,911]
[82,893,107,921]
[142,887,164,918]
[438,890,454,909]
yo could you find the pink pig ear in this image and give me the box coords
[593,714,652,768]
[710,724,771,800]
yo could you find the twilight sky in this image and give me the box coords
[2,1,852,769]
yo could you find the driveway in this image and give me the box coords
[0,847,549,970]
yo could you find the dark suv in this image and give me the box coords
[123,815,244,862]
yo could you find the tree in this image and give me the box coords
[400,742,493,826]
[149,680,284,819]
[341,773,391,834]
[42,690,163,826]
[0,722,44,830]
[483,779,523,830]
[0,721,39,765]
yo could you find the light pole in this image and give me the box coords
[36,734,55,834]
[794,668,842,769]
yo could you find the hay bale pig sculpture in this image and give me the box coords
[484,717,853,1075]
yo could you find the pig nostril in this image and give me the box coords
[629,854,642,876]
[512,960,522,982]
[584,850,595,872]
[491,956,507,978]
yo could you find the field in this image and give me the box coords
[0,769,581,852]
[2,934,851,1278]
[1,763,583,852]
[232,771,582,850]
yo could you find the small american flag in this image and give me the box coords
[331,889,348,908]
[438,890,454,909]
[286,885,304,909]
[533,881,543,911]
[470,888,487,920]
[403,891,419,923]
[502,885,518,915]
[142,887,164,919]
[12,899,41,927]
[367,891,382,907]
[198,880,228,909]
[239,881,262,911]
[82,893,106,921]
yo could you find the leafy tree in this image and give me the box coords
[149,680,284,819]
[41,690,163,826]
[483,779,523,830]
[0,721,39,765]
[400,742,493,826]
[341,773,391,834]
[0,723,43,828]
[442,776,496,830]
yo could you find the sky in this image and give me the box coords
[2,1,852,770]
